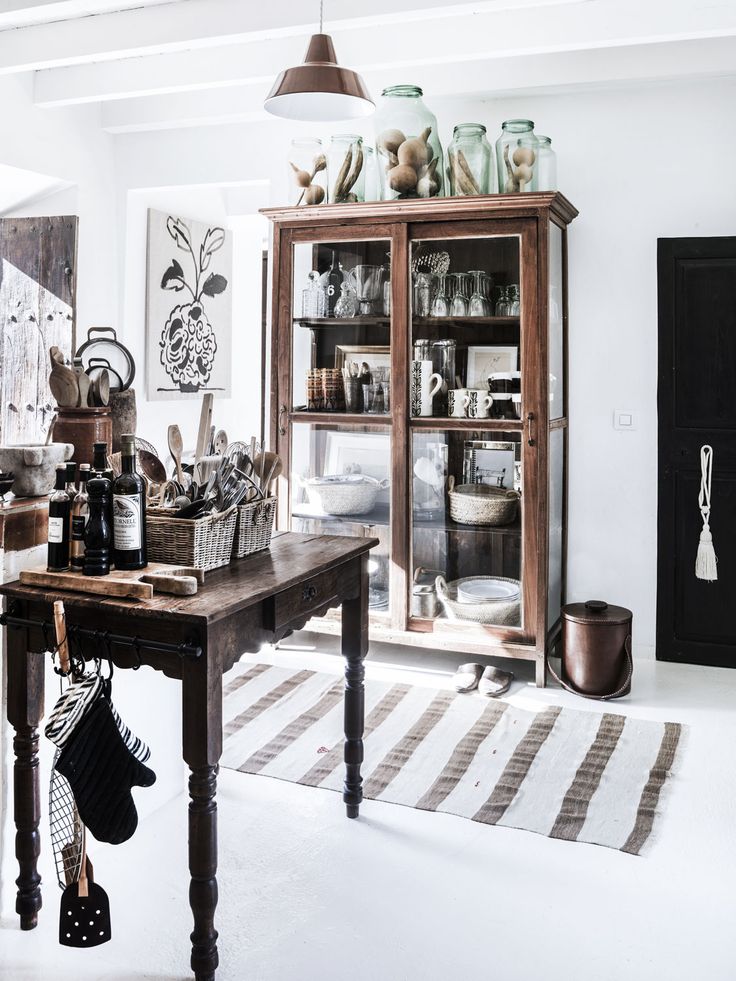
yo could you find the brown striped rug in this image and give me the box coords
[221,663,684,854]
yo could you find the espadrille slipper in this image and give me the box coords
[453,663,483,693]
[478,666,513,697]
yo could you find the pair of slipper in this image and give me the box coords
[454,663,513,697]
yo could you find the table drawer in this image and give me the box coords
[265,566,347,633]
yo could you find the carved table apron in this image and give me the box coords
[0,531,375,981]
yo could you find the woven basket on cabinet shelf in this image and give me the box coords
[447,476,520,526]
[233,497,276,559]
[146,506,237,571]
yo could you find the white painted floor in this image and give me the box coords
[1,636,735,981]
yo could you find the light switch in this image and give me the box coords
[614,409,636,430]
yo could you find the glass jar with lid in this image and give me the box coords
[534,135,557,191]
[448,123,495,195]
[373,85,444,200]
[287,138,327,206]
[327,134,366,203]
[495,119,539,193]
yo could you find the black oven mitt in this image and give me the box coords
[55,697,156,845]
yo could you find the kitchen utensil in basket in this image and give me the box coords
[59,826,111,948]
[147,506,237,571]
[447,476,519,526]
[232,497,276,559]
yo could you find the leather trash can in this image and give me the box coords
[552,599,633,700]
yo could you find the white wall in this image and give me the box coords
[116,77,736,656]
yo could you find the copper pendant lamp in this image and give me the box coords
[264,1,374,121]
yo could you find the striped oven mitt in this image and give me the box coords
[45,673,151,763]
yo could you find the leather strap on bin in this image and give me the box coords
[548,636,633,701]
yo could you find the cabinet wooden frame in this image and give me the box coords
[264,193,577,686]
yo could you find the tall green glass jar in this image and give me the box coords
[495,119,539,193]
[373,85,444,200]
[448,123,495,196]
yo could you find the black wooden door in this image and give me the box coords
[657,237,736,667]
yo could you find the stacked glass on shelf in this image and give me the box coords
[305,363,391,415]
[411,269,520,318]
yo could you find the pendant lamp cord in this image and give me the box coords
[695,444,718,581]
[319,0,324,33]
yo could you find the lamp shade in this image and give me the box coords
[264,34,374,121]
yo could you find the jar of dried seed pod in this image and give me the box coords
[327,135,365,203]
[287,138,327,206]
[374,85,444,200]
[448,124,495,196]
[495,119,539,193]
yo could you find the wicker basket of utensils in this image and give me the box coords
[146,506,237,571]
[233,496,276,559]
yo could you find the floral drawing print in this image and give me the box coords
[159,216,228,393]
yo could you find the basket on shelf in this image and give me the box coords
[447,476,519,526]
[435,576,521,626]
[233,496,276,559]
[146,506,237,571]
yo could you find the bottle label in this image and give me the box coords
[113,495,142,550]
[48,516,65,544]
[71,515,86,541]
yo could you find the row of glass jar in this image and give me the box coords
[288,86,556,205]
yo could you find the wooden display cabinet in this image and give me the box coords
[263,193,577,685]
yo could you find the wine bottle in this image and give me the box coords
[70,464,91,571]
[84,476,112,577]
[112,433,147,570]
[326,250,342,317]
[48,465,71,572]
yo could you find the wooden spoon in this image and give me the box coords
[214,430,228,455]
[254,451,281,495]
[91,368,110,407]
[76,370,91,408]
[49,363,80,408]
[138,449,167,484]
[168,424,184,484]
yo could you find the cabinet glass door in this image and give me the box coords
[286,233,395,621]
[408,229,531,635]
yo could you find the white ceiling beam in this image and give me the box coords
[99,36,736,134]
[34,0,736,106]
[0,0,171,30]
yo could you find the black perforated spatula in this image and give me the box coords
[59,826,111,948]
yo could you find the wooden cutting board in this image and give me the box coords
[19,562,205,600]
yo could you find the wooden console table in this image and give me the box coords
[0,531,376,981]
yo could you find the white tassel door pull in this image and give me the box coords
[696,444,718,581]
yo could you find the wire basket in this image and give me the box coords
[146,506,237,571]
[233,496,276,560]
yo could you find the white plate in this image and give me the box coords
[456,578,520,604]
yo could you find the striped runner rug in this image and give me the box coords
[221,662,684,854]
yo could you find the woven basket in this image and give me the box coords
[436,576,521,626]
[146,506,237,571]
[448,477,520,526]
[233,497,276,559]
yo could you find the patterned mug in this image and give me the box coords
[411,360,443,417]
[465,390,493,419]
[447,389,469,418]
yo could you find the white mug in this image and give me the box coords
[411,361,443,417]
[447,389,469,418]
[466,390,493,419]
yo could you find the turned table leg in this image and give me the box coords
[341,554,369,819]
[6,626,45,930]
[183,651,222,981]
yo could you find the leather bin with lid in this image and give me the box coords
[560,600,633,698]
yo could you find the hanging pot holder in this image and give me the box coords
[45,675,103,749]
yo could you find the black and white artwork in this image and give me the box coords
[146,209,232,399]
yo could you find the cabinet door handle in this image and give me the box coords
[278,404,287,437]
[526,412,536,446]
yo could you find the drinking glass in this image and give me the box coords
[363,382,390,414]
[469,270,492,317]
[508,284,520,316]
[334,282,357,317]
[354,264,383,315]
[495,286,510,317]
[413,272,434,317]
[450,273,471,316]
[430,274,451,317]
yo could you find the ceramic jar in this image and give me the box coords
[287,138,327,206]
[374,85,444,200]
[327,134,365,203]
[496,119,539,193]
[448,123,495,195]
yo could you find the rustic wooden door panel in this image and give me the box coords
[657,236,736,667]
[0,217,78,444]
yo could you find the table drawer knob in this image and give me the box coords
[303,584,318,602]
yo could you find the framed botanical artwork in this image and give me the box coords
[334,345,390,376]
[466,345,518,389]
[463,439,519,490]
[145,209,233,400]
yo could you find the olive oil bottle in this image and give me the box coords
[48,465,71,572]
[70,464,91,571]
[112,433,147,570]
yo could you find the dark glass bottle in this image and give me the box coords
[65,461,77,496]
[112,433,147,570]
[91,441,114,481]
[326,250,342,317]
[48,465,71,572]
[70,464,91,571]
[84,476,112,577]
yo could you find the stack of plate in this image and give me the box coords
[435,575,521,626]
